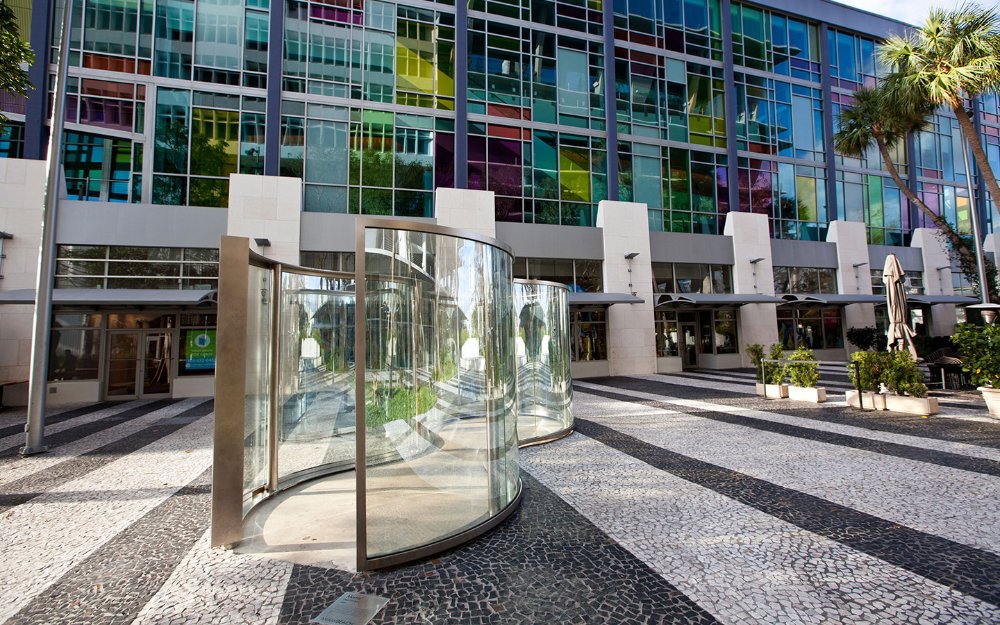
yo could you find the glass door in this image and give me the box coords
[680,323,698,369]
[142,331,173,396]
[107,331,139,398]
[106,330,173,398]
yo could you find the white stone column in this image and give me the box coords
[911,227,957,336]
[596,200,656,376]
[226,174,302,265]
[724,212,778,365]
[0,158,48,386]
[827,220,876,353]
[434,188,496,239]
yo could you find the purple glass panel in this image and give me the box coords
[79,97,134,132]
[310,5,362,25]
[435,132,455,189]
[488,138,522,196]
[495,196,522,222]
[468,135,487,191]
[751,168,773,216]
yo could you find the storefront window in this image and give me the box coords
[48,314,103,381]
[571,309,606,361]
[655,311,679,357]
[179,313,218,375]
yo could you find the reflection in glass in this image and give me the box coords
[514,281,573,444]
[277,272,357,483]
[363,227,519,561]
[243,265,272,513]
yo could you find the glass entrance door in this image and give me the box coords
[107,332,139,398]
[106,330,173,398]
[680,323,698,369]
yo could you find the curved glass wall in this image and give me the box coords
[276,270,356,484]
[358,222,520,567]
[514,280,574,445]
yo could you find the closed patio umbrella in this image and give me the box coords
[883,253,918,359]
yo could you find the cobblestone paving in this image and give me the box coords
[1,371,999,625]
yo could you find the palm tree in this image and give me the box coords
[880,4,1000,219]
[834,85,998,303]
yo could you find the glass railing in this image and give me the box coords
[514,279,574,445]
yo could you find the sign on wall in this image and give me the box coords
[185,330,217,371]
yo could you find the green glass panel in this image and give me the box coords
[361,188,393,215]
[533,132,559,200]
[190,108,239,176]
[153,88,190,175]
[867,175,883,227]
[361,110,394,187]
[795,175,817,222]
[559,139,591,203]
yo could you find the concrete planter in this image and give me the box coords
[883,394,939,415]
[755,383,765,396]
[979,387,1000,418]
[846,390,886,411]
[788,385,826,403]
[762,383,789,399]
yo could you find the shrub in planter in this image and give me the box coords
[953,323,1000,418]
[952,323,1000,389]
[882,351,927,398]
[746,343,765,382]
[787,347,819,388]
[847,350,889,392]
[786,347,826,403]
[764,343,787,385]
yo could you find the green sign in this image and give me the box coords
[185,330,216,371]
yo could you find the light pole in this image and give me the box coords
[960,133,999,324]
[22,0,73,455]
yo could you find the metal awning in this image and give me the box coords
[0,288,218,306]
[655,293,784,308]
[568,292,645,306]
[906,294,980,305]
[780,293,885,305]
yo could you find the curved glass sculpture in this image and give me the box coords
[514,279,574,445]
[357,222,521,568]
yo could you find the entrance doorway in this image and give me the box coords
[680,323,698,369]
[106,330,173,398]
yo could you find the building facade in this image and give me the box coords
[0,0,998,402]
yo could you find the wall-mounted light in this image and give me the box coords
[749,257,765,292]
[852,261,869,290]
[624,252,639,295]
[254,237,271,248]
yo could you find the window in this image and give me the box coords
[179,313,218,376]
[652,263,732,293]
[514,258,603,293]
[871,269,924,295]
[55,245,219,289]
[773,266,836,294]
[776,308,843,349]
[655,311,679,357]
[48,314,102,381]
[571,309,607,361]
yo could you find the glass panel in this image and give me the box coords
[48,329,101,381]
[363,226,518,561]
[107,332,139,397]
[142,332,173,395]
[243,265,272,512]
[514,281,573,443]
[277,271,357,483]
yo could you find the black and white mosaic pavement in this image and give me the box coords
[2,369,1000,625]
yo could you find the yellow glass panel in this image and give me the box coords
[559,143,591,203]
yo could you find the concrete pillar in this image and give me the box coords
[826,220,876,352]
[596,200,656,376]
[724,212,778,365]
[911,227,956,336]
[434,188,496,239]
[0,158,48,385]
[226,174,302,265]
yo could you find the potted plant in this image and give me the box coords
[786,347,826,403]
[846,351,888,410]
[952,322,1000,418]
[881,351,938,415]
[762,343,788,399]
[747,343,766,396]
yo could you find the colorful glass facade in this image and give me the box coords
[3,0,998,240]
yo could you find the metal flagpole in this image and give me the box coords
[22,0,74,456]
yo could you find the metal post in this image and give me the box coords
[22,0,73,456]
[853,361,863,410]
[960,135,990,307]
